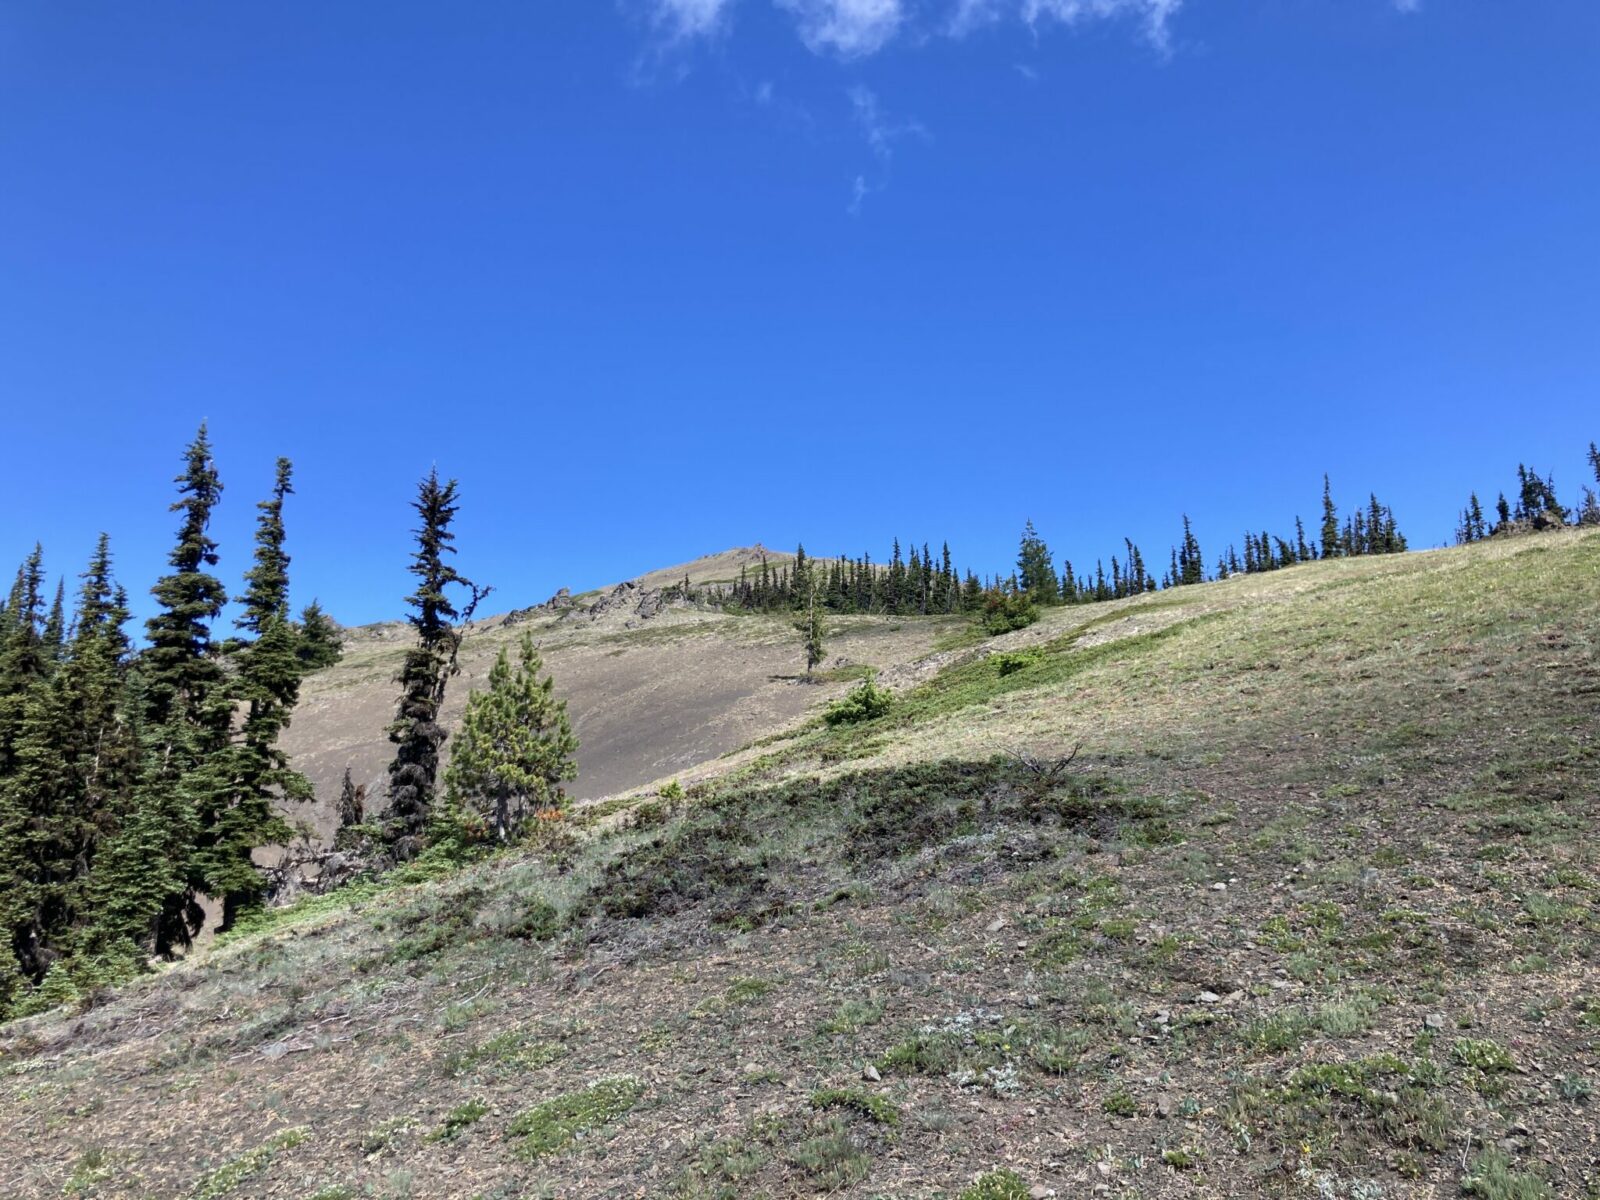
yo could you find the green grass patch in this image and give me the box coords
[508,1076,644,1160]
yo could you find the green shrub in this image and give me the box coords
[1452,1038,1515,1072]
[808,1087,900,1126]
[508,1077,643,1159]
[981,593,1039,637]
[1461,1149,1554,1199]
[992,648,1043,676]
[960,1169,1032,1200]
[824,674,895,726]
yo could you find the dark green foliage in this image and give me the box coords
[823,673,895,726]
[1015,520,1059,603]
[1176,515,1205,585]
[2,434,314,1017]
[1459,492,1489,543]
[384,470,487,859]
[796,590,826,675]
[204,459,311,929]
[1321,474,1340,559]
[442,631,577,843]
[295,600,343,670]
[980,590,1038,635]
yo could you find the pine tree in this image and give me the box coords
[1016,521,1059,604]
[1177,516,1204,586]
[1589,442,1600,488]
[0,537,138,984]
[384,471,486,857]
[198,459,311,929]
[296,601,343,670]
[442,631,576,843]
[131,426,233,953]
[337,767,365,829]
[797,588,826,677]
[1320,475,1340,559]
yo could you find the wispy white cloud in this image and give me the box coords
[847,85,928,212]
[1393,0,1421,12]
[647,0,738,39]
[946,0,1006,37]
[775,0,905,58]
[1021,0,1184,53]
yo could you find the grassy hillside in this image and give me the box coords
[279,546,939,842]
[3,530,1597,1199]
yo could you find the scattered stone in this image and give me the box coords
[1424,1013,1447,1031]
[1156,1094,1175,1119]
[260,1041,289,1061]
[1029,1187,1052,1199]
[1197,991,1222,1004]
[862,1064,881,1082]
[1210,882,1227,892]
[985,916,1007,933]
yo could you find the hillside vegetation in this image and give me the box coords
[2,529,1597,1199]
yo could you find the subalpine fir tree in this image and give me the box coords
[135,426,232,952]
[797,587,826,677]
[0,546,49,777]
[1177,516,1204,585]
[1320,475,1340,559]
[1589,442,1600,487]
[442,631,576,843]
[1016,521,1059,604]
[0,537,137,986]
[296,600,343,670]
[1294,517,1312,563]
[384,471,486,857]
[199,459,311,929]
[337,767,365,829]
[41,581,65,668]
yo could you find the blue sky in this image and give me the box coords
[2,2,1596,626]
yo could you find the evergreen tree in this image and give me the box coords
[1589,442,1600,488]
[0,537,138,984]
[296,600,343,670]
[1294,516,1312,563]
[1016,521,1059,603]
[384,471,486,857]
[1320,475,1340,559]
[796,587,827,676]
[1177,516,1204,585]
[442,631,576,843]
[200,459,311,929]
[337,767,365,829]
[134,426,232,952]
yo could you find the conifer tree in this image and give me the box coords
[1589,442,1600,487]
[442,631,576,842]
[1016,521,1059,604]
[131,426,232,952]
[1320,475,1340,559]
[384,471,486,857]
[198,459,311,928]
[296,601,343,670]
[796,587,826,677]
[337,767,365,829]
[0,537,137,984]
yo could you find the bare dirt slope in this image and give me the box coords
[3,530,1598,1200]
[280,547,949,841]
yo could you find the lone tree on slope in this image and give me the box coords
[797,587,827,678]
[383,470,487,859]
[443,631,577,843]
